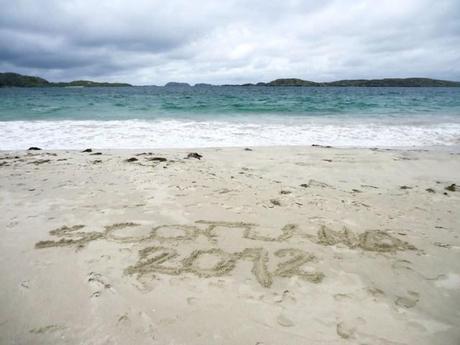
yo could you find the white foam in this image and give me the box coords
[0,119,459,150]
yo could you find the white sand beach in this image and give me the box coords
[0,146,459,345]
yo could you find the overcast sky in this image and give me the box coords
[1,0,459,85]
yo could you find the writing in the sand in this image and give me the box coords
[35,220,416,288]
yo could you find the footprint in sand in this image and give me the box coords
[336,318,365,340]
[187,297,198,305]
[333,293,352,302]
[29,324,66,334]
[20,280,30,289]
[117,313,130,325]
[336,321,355,339]
[435,273,460,289]
[88,272,113,298]
[273,290,296,304]
[277,314,294,327]
[394,291,419,308]
[366,287,385,301]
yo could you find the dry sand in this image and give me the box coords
[0,146,459,344]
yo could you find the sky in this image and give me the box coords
[0,0,459,85]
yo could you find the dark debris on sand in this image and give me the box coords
[445,184,456,192]
[28,147,42,151]
[312,144,332,148]
[270,199,281,206]
[185,152,203,160]
[147,157,167,162]
[125,157,139,163]
[400,185,413,190]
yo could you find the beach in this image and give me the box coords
[0,145,459,344]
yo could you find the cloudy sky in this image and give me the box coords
[1,0,459,85]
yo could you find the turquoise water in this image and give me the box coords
[1,86,460,120]
[0,86,460,148]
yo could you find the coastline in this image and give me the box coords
[1,119,460,149]
[2,143,460,154]
[1,145,459,344]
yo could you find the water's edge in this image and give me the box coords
[1,86,460,149]
[1,119,459,150]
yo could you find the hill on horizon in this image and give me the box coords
[0,72,132,88]
[1,72,460,88]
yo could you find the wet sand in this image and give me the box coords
[0,146,459,344]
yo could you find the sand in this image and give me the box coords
[0,146,459,344]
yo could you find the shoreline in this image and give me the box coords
[1,145,459,344]
[2,116,459,150]
[2,143,460,153]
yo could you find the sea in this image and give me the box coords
[1,85,460,149]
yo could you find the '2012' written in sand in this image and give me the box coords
[35,220,416,288]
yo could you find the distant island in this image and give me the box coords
[1,72,459,88]
[0,72,132,87]
[162,77,460,87]
[164,82,192,87]
[259,78,460,87]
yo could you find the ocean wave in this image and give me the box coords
[1,119,459,149]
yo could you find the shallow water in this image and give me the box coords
[1,86,459,149]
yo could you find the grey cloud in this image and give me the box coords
[0,0,459,84]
